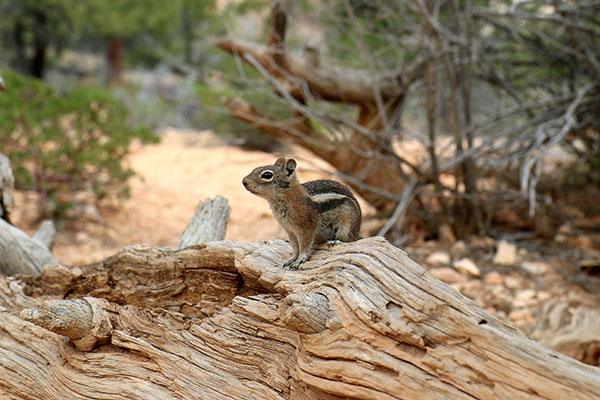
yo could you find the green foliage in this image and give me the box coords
[225,0,268,14]
[195,76,293,140]
[0,71,159,217]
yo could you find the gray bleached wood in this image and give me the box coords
[0,218,58,275]
[0,153,14,223]
[177,196,231,248]
[33,219,56,250]
[0,153,57,275]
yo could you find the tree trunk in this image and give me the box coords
[30,10,48,79]
[1,237,598,399]
[106,37,123,85]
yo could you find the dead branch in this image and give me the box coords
[178,196,231,248]
[33,219,56,250]
[0,218,58,275]
[216,37,412,105]
[0,153,14,223]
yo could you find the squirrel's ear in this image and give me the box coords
[274,157,286,167]
[284,159,297,176]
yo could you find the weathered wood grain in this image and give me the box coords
[178,196,231,248]
[0,237,598,399]
[32,220,56,250]
[0,218,58,276]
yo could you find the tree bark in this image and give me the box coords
[1,237,598,399]
[106,37,123,85]
[30,9,48,79]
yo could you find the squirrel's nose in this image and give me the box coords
[242,177,249,188]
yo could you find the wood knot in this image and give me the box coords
[21,297,113,351]
[279,292,330,334]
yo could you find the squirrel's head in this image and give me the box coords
[242,157,298,199]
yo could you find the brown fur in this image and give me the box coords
[242,157,361,269]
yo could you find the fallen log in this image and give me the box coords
[0,237,598,399]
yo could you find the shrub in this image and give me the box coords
[0,71,159,217]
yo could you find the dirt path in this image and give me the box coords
[20,129,370,265]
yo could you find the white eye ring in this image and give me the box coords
[260,170,274,181]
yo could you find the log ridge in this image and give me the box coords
[0,237,598,399]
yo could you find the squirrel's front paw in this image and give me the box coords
[283,254,308,270]
[283,258,297,270]
[326,240,343,247]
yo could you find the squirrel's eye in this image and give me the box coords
[261,171,274,181]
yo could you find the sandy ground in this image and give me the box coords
[19,129,372,265]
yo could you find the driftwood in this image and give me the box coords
[178,196,231,248]
[1,237,599,399]
[0,218,58,276]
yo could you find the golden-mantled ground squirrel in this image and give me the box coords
[242,157,362,270]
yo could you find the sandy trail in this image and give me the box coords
[27,129,371,265]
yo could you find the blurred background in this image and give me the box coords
[0,0,599,364]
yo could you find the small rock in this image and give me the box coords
[490,285,506,297]
[493,240,518,266]
[484,271,504,285]
[426,251,451,266]
[514,289,536,301]
[453,258,481,277]
[513,289,537,308]
[508,308,534,324]
[495,310,507,320]
[469,236,496,248]
[554,234,569,243]
[504,275,522,289]
[520,261,549,275]
[450,240,467,257]
[462,280,484,292]
[557,224,573,235]
[536,291,552,301]
[430,267,468,284]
